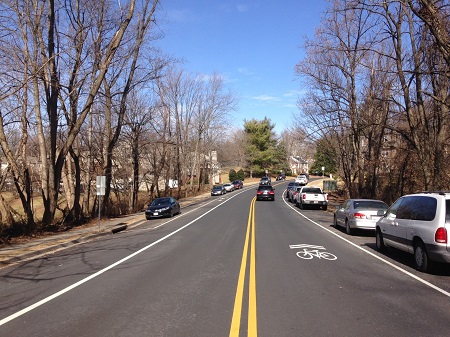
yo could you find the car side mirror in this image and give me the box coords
[377,209,386,216]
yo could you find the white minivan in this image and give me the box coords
[375,192,450,272]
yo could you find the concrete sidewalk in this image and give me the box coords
[0,192,212,267]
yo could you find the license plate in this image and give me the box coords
[313,201,318,203]
[153,212,159,216]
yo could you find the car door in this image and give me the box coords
[378,197,410,251]
[335,200,350,227]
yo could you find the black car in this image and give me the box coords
[256,185,275,201]
[145,197,181,219]
[211,185,226,196]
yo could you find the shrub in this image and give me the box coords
[237,169,245,181]
[229,169,237,182]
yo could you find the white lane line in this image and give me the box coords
[282,195,450,298]
[0,191,247,327]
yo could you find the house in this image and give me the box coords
[289,156,308,175]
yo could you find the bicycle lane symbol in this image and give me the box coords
[289,244,337,260]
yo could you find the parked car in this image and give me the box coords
[375,192,450,272]
[288,186,302,203]
[256,185,275,201]
[259,176,271,185]
[232,180,243,189]
[285,182,300,198]
[145,197,181,219]
[333,199,389,235]
[223,183,235,192]
[295,174,308,185]
[295,186,328,210]
[211,185,226,196]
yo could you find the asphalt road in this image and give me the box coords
[1,181,450,336]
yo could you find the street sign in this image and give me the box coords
[96,176,106,196]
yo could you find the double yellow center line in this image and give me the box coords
[229,197,258,337]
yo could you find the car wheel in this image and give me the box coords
[414,241,430,272]
[323,205,328,211]
[299,202,303,210]
[375,229,386,252]
[332,216,338,228]
[146,216,151,220]
[345,220,353,235]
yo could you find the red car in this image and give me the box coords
[232,180,243,189]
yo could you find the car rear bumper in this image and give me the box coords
[425,244,450,264]
[303,200,327,205]
[350,219,378,230]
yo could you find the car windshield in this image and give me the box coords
[151,198,170,206]
[353,201,388,210]
[213,186,223,190]
[258,186,273,191]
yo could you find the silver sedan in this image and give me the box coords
[333,199,389,235]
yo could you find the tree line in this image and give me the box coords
[0,0,235,236]
[294,0,449,203]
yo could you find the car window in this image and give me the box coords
[385,198,403,220]
[446,200,450,223]
[302,188,321,193]
[354,201,388,210]
[397,196,437,221]
[152,198,170,206]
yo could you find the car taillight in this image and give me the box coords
[269,191,274,194]
[302,194,306,200]
[435,227,447,244]
[353,212,367,219]
[257,191,262,194]
[326,194,329,201]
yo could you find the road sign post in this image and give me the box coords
[96,176,106,231]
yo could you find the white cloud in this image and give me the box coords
[252,95,280,101]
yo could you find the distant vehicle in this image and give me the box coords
[259,176,271,185]
[295,186,328,210]
[287,186,302,202]
[333,199,388,235]
[376,192,450,272]
[211,185,226,196]
[286,182,300,197]
[295,174,308,185]
[232,180,243,189]
[145,197,181,219]
[223,183,235,192]
[276,174,286,181]
[256,185,275,201]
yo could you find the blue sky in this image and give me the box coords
[155,1,328,135]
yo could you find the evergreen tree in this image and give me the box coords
[243,117,279,176]
[310,138,338,175]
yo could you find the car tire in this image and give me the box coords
[332,216,338,227]
[414,241,431,272]
[323,205,327,211]
[146,216,151,220]
[299,202,303,210]
[375,229,386,252]
[345,220,353,235]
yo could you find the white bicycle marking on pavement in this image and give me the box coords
[290,244,337,260]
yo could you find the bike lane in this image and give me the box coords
[252,193,450,337]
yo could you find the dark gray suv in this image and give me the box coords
[375,192,450,272]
